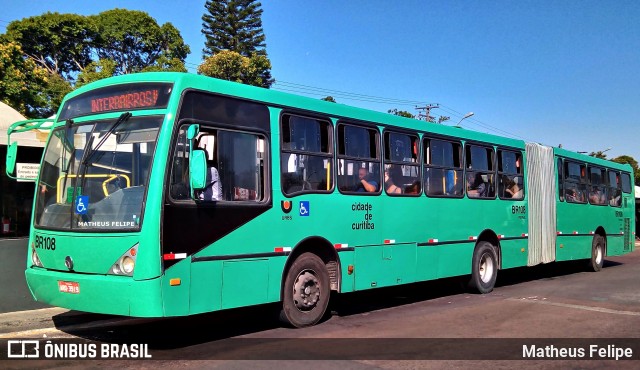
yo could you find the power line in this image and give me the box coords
[274,81,427,106]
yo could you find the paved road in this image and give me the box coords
[1,244,640,368]
[0,238,48,313]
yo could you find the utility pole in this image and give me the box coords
[415,103,439,123]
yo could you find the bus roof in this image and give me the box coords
[64,72,523,147]
[60,72,633,173]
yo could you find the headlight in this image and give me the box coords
[121,256,135,274]
[31,248,43,267]
[107,243,138,276]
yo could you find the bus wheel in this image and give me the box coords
[468,241,498,294]
[280,253,330,328]
[588,235,605,272]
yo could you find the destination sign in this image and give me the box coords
[59,83,173,120]
[90,89,159,113]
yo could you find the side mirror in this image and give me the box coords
[5,142,17,178]
[187,124,199,141]
[189,149,207,198]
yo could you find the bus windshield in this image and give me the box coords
[34,115,162,231]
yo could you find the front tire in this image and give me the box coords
[468,241,498,294]
[588,235,605,272]
[280,253,330,328]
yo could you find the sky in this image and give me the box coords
[1,0,639,161]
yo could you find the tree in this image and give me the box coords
[321,96,336,103]
[202,0,266,57]
[388,109,415,119]
[198,50,273,88]
[200,0,272,87]
[4,12,96,81]
[91,9,190,75]
[589,151,609,160]
[43,72,73,117]
[2,10,191,116]
[0,42,51,117]
[438,116,450,124]
[612,155,640,186]
[75,59,118,88]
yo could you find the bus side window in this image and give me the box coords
[564,161,587,203]
[557,158,564,201]
[169,126,191,200]
[384,131,420,196]
[423,138,462,197]
[218,130,266,201]
[608,170,621,207]
[280,115,333,195]
[337,124,381,194]
[465,144,495,199]
[621,172,632,194]
[497,149,524,200]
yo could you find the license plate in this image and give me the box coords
[58,281,80,294]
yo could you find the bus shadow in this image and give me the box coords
[51,259,624,349]
[331,259,624,317]
[52,303,284,349]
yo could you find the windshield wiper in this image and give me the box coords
[70,112,132,225]
[82,112,132,166]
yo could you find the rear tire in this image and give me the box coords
[588,235,605,272]
[468,241,498,294]
[280,253,330,328]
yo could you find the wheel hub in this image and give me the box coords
[293,271,320,311]
[479,252,494,283]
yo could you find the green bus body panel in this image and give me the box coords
[190,260,223,314]
[31,232,140,274]
[161,258,190,316]
[500,239,529,269]
[189,256,286,314]
[19,72,634,318]
[354,244,416,290]
[25,268,163,317]
[221,259,269,309]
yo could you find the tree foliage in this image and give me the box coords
[202,0,266,57]
[438,116,450,124]
[200,0,272,88]
[589,151,609,160]
[0,42,51,117]
[75,59,118,88]
[90,9,190,75]
[198,50,273,88]
[388,109,415,119]
[4,12,96,80]
[1,10,191,117]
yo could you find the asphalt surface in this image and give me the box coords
[1,242,639,369]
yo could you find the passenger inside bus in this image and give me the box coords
[505,177,523,199]
[565,187,584,202]
[588,186,606,205]
[404,180,421,194]
[467,172,488,198]
[200,163,222,201]
[384,165,402,194]
[354,167,378,192]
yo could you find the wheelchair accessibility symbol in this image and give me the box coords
[299,201,310,217]
[75,195,89,215]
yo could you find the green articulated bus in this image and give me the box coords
[5,72,636,327]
